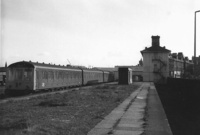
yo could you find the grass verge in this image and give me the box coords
[0,83,140,135]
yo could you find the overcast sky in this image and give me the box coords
[1,0,200,67]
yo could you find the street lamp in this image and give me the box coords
[194,10,200,76]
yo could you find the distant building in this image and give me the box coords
[140,36,193,83]
[192,55,200,65]
[169,53,193,78]
[141,36,170,83]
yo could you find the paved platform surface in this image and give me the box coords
[87,82,173,135]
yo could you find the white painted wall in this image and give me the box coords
[142,52,170,82]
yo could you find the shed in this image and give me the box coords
[118,67,132,84]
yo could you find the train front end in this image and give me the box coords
[5,61,34,95]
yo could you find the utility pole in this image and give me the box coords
[0,0,2,67]
[194,10,200,77]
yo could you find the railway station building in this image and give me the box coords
[141,36,193,83]
[141,36,171,83]
[94,36,194,83]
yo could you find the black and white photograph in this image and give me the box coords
[0,0,200,134]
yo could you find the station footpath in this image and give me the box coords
[87,82,173,135]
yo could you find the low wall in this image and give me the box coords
[155,78,200,134]
[167,78,200,100]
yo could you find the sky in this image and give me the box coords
[1,0,200,67]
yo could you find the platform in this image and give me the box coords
[87,82,173,135]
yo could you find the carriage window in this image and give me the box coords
[24,72,28,78]
[15,69,23,80]
[24,69,32,81]
[60,71,64,79]
[7,69,15,81]
[50,71,54,79]
[37,71,41,80]
[46,71,50,79]
[42,71,45,79]
[45,71,48,79]
[42,71,48,79]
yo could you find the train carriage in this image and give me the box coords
[81,68,103,85]
[103,71,109,82]
[5,61,116,95]
[35,66,82,90]
[0,67,6,86]
[6,62,34,94]
[5,61,82,94]
[103,71,115,82]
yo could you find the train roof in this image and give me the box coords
[8,61,81,70]
[8,61,103,72]
[79,67,103,72]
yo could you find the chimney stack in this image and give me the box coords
[152,36,160,47]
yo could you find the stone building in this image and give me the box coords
[141,36,171,83]
[169,53,193,78]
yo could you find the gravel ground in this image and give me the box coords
[0,83,140,135]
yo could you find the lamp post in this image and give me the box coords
[194,10,200,76]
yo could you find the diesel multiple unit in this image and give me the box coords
[5,61,114,94]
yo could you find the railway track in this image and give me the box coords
[0,82,117,104]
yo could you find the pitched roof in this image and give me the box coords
[141,36,171,55]
[141,45,170,55]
